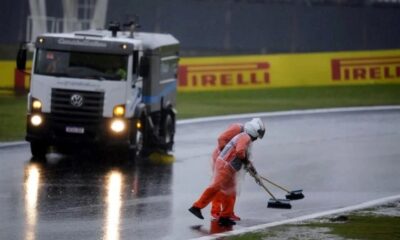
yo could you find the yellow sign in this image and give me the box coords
[0,61,31,90]
[178,49,400,91]
[178,56,270,91]
[1,49,400,91]
[0,61,18,88]
[331,55,400,81]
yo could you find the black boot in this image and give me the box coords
[189,206,204,219]
[218,217,236,226]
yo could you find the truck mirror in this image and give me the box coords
[16,43,27,70]
[139,56,149,78]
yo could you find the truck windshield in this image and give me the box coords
[34,49,128,81]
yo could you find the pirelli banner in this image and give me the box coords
[1,49,400,91]
[178,49,400,91]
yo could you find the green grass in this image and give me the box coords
[177,84,400,119]
[0,92,26,141]
[226,214,400,240]
[1,84,400,141]
[304,215,400,240]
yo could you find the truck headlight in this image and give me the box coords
[32,100,42,110]
[110,119,125,133]
[30,114,43,126]
[113,105,125,117]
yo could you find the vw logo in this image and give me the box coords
[70,94,84,107]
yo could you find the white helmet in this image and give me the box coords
[244,118,266,139]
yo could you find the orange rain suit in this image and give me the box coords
[210,123,243,217]
[193,132,252,218]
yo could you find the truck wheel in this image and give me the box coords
[161,112,175,151]
[30,141,47,158]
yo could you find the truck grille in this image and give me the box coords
[51,89,104,126]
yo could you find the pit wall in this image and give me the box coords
[1,49,400,91]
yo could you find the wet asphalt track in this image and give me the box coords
[0,107,399,240]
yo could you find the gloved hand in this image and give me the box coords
[242,157,250,165]
[245,162,261,185]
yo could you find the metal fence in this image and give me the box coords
[106,0,400,55]
[2,0,400,56]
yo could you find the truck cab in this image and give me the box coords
[17,24,179,158]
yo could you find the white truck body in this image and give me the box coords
[19,27,179,157]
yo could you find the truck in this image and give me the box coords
[17,23,179,158]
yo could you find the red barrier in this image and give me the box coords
[14,69,31,92]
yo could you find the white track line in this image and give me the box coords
[177,105,400,125]
[0,141,27,148]
[190,194,400,240]
[1,106,399,149]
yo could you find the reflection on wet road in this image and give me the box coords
[3,152,174,240]
[104,170,122,240]
[24,164,40,240]
[0,108,400,240]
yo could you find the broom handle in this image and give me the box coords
[259,176,290,193]
[248,170,278,200]
[258,179,278,201]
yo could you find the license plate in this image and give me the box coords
[66,126,85,134]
